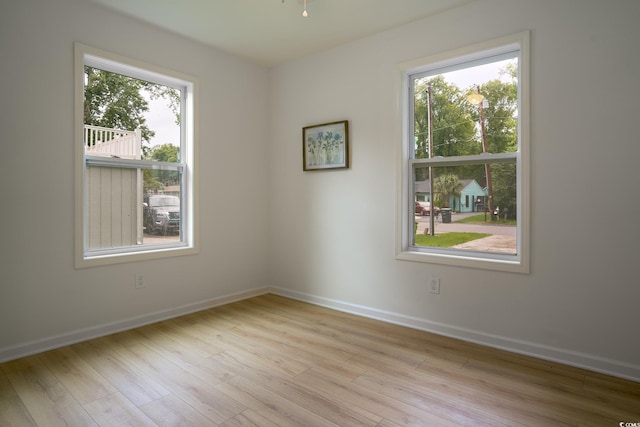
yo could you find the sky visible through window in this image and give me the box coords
[144,92,180,148]
[440,59,513,91]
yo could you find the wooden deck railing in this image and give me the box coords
[84,125,141,159]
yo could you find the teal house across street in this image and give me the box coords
[415,178,487,213]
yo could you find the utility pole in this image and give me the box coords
[468,86,495,222]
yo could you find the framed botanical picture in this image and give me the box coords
[302,120,349,171]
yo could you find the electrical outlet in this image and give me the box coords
[429,277,440,294]
[135,272,145,289]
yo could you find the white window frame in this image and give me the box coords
[74,43,199,268]
[396,32,530,273]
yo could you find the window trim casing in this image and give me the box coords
[395,32,530,273]
[74,43,199,268]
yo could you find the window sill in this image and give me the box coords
[396,247,528,274]
[76,244,198,269]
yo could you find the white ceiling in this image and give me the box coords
[90,0,475,67]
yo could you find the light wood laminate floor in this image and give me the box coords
[1,294,638,426]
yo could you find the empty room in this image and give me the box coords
[1,0,639,425]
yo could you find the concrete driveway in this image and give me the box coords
[415,212,516,254]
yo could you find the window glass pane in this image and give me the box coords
[84,66,181,161]
[412,163,517,255]
[86,166,182,250]
[413,57,518,158]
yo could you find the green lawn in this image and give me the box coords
[414,232,491,247]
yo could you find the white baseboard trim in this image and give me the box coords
[271,287,640,383]
[3,286,638,383]
[0,286,271,364]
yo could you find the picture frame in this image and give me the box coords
[302,120,349,171]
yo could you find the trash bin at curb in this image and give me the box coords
[441,208,452,223]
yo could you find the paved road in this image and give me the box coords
[415,212,516,253]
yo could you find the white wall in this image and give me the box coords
[268,0,640,380]
[0,0,270,358]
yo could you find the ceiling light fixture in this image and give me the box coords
[281,0,311,18]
